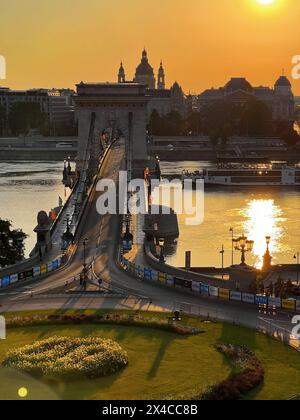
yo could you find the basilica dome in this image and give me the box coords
[135,49,154,76]
[275,76,291,87]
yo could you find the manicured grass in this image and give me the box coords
[0,310,299,400]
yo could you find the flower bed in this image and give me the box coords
[5,313,201,336]
[2,336,128,379]
[202,344,265,400]
[168,344,265,401]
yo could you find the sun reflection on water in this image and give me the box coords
[242,199,285,268]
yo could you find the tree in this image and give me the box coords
[278,123,300,147]
[185,111,202,135]
[8,102,47,135]
[200,99,273,138]
[240,100,273,137]
[0,219,27,268]
[148,109,186,136]
[148,109,163,135]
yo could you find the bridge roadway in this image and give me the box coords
[0,139,298,346]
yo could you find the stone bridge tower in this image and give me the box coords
[74,82,150,174]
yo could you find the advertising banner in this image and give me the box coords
[25,269,33,279]
[174,278,192,289]
[52,260,59,271]
[255,295,268,306]
[10,273,18,284]
[40,264,48,274]
[1,276,10,287]
[18,272,26,281]
[135,266,143,278]
[200,284,209,296]
[268,297,281,308]
[158,272,167,283]
[33,266,41,277]
[209,286,219,298]
[242,293,255,304]
[282,299,296,311]
[47,262,53,272]
[219,288,230,300]
[230,291,242,302]
[152,271,159,281]
[192,281,200,293]
[129,262,135,274]
[166,275,174,286]
[144,268,152,281]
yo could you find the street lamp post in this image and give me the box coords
[233,234,254,266]
[294,252,300,285]
[229,227,234,266]
[220,244,225,279]
[262,236,272,272]
[159,238,165,264]
[83,237,89,270]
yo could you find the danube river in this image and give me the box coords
[160,161,300,269]
[0,161,67,257]
[1,160,300,268]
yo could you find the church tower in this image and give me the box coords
[118,62,125,83]
[157,61,165,90]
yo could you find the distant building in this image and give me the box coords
[198,76,295,122]
[0,87,75,135]
[117,49,187,117]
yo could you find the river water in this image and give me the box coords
[160,161,300,269]
[0,161,67,257]
[1,160,300,268]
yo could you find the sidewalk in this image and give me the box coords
[124,213,146,267]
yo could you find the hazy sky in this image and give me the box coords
[1,0,299,94]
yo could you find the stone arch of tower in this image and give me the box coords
[74,83,150,174]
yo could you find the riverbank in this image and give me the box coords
[0,136,77,161]
[0,147,77,161]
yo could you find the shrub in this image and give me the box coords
[203,344,264,400]
[6,313,201,336]
[2,336,128,379]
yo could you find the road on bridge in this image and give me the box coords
[0,139,298,347]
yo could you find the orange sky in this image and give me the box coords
[1,0,299,94]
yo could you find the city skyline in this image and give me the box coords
[0,0,299,94]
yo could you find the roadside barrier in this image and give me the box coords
[0,257,62,289]
[120,256,300,314]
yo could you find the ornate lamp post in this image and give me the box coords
[61,214,74,249]
[262,236,273,272]
[229,227,234,266]
[233,234,254,266]
[83,237,89,270]
[122,217,133,251]
[158,238,165,264]
[220,244,225,279]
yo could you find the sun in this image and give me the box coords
[256,0,275,5]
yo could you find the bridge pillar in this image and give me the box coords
[74,83,149,175]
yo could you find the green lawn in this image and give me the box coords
[0,310,299,400]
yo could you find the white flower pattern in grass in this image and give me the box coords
[2,336,128,379]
